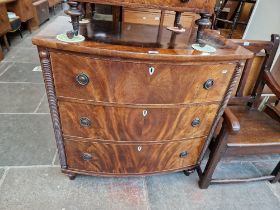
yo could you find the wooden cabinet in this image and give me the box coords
[32,10,252,178]
[30,0,49,30]
[7,0,34,30]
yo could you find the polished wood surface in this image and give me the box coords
[32,16,253,62]
[64,137,205,175]
[59,101,219,141]
[33,15,253,178]
[75,0,216,13]
[51,52,236,104]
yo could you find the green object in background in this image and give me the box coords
[192,44,217,53]
[56,34,85,43]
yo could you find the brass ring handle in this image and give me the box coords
[76,73,89,86]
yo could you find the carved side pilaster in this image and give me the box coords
[38,48,67,169]
[198,63,242,163]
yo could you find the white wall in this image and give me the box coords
[243,0,280,67]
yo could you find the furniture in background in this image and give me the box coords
[48,0,62,15]
[8,15,22,41]
[30,0,50,31]
[198,34,280,189]
[214,0,256,38]
[0,1,12,61]
[32,0,253,180]
[6,0,34,32]
[122,8,198,29]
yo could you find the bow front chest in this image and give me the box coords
[32,13,252,179]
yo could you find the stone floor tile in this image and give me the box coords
[0,83,45,113]
[221,155,272,163]
[0,114,56,166]
[0,167,148,210]
[252,161,279,175]
[212,162,262,179]
[0,62,13,75]
[0,169,4,179]
[36,94,50,113]
[0,62,43,83]
[3,48,40,64]
[146,172,280,210]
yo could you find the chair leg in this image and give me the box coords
[270,161,280,183]
[3,34,9,50]
[199,121,229,189]
[19,29,23,38]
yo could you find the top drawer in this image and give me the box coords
[51,52,236,104]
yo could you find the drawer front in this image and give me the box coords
[59,101,219,141]
[123,9,194,28]
[51,52,236,104]
[64,138,204,174]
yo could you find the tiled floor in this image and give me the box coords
[0,5,279,210]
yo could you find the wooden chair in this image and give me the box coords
[198,34,280,189]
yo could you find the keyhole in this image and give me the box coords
[138,146,142,151]
[149,67,155,75]
[143,110,148,117]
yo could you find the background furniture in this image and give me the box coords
[214,0,256,38]
[122,8,198,29]
[30,0,50,30]
[0,2,12,60]
[198,34,280,189]
[6,0,34,32]
[48,0,62,15]
[32,0,252,180]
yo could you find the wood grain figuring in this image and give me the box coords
[0,4,11,36]
[64,137,205,174]
[76,0,216,13]
[59,101,219,141]
[51,52,236,104]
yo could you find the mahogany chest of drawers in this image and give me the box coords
[32,15,252,179]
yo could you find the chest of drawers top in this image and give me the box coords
[32,16,252,63]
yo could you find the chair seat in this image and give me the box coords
[227,106,280,146]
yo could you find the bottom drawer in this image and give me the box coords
[64,138,205,175]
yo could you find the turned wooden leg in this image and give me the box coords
[67,173,77,180]
[65,1,82,37]
[270,161,280,183]
[198,121,229,189]
[195,13,212,46]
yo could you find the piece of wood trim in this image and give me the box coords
[264,71,280,98]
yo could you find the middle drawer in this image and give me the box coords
[59,101,219,141]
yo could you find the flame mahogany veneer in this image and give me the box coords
[32,15,253,179]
